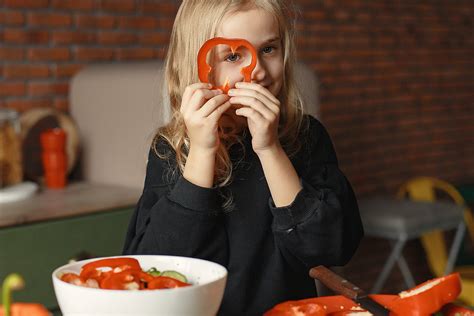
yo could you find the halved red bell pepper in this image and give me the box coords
[197,37,257,93]
[383,273,461,316]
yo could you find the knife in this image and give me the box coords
[309,265,391,316]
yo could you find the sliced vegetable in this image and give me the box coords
[385,273,461,316]
[100,269,153,290]
[197,37,257,93]
[147,276,191,290]
[441,303,474,316]
[146,267,161,277]
[80,257,140,282]
[160,270,188,283]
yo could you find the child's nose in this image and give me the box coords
[250,57,266,83]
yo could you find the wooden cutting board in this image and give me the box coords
[20,108,80,182]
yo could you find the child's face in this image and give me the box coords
[211,7,284,99]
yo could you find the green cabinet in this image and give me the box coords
[0,207,134,310]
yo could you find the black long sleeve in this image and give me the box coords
[123,115,363,316]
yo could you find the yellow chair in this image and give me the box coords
[397,177,474,305]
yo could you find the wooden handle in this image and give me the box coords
[309,265,366,300]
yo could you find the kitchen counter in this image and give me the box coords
[0,181,141,310]
[0,181,141,228]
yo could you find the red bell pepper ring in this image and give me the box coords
[197,37,257,93]
[80,257,141,282]
[147,276,191,290]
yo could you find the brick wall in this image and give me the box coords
[1,0,473,295]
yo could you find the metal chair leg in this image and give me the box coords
[371,237,407,293]
[397,253,416,288]
[445,222,466,275]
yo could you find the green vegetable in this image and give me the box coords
[160,270,188,283]
[2,273,25,316]
[146,267,161,277]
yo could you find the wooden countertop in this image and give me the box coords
[0,182,141,228]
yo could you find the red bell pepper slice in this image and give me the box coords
[441,303,474,316]
[384,272,461,316]
[80,257,141,282]
[100,269,153,290]
[147,276,191,290]
[197,37,257,93]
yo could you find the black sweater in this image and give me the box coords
[122,115,363,315]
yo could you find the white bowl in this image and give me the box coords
[52,255,227,316]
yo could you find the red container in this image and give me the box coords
[40,128,66,152]
[44,171,66,188]
[40,128,67,189]
[41,152,67,171]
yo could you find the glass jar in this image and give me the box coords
[0,109,23,188]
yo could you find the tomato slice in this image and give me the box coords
[147,276,191,289]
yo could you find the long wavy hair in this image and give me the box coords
[154,0,306,189]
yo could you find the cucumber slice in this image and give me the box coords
[146,267,161,277]
[160,270,188,283]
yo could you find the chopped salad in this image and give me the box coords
[59,257,191,290]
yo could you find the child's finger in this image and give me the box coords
[181,83,213,112]
[187,88,223,113]
[229,96,275,121]
[198,94,230,117]
[235,82,280,105]
[207,101,232,122]
[228,88,279,114]
[235,106,266,126]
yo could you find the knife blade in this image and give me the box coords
[309,265,390,316]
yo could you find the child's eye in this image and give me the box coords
[262,46,275,54]
[225,53,241,62]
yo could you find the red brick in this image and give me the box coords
[0,82,26,97]
[0,48,24,61]
[4,0,48,8]
[3,65,50,79]
[5,99,54,112]
[28,13,73,27]
[139,32,168,46]
[0,11,25,25]
[97,32,138,45]
[28,82,69,96]
[54,98,69,111]
[28,48,71,61]
[100,0,135,13]
[51,0,96,11]
[53,64,84,78]
[51,31,96,44]
[139,1,178,15]
[74,48,115,61]
[117,16,160,30]
[116,49,155,60]
[2,29,49,44]
[75,15,116,29]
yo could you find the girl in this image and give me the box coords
[123,0,363,315]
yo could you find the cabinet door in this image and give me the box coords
[0,208,133,309]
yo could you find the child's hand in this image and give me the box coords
[180,83,231,154]
[229,82,281,153]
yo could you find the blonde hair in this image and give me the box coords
[155,0,306,190]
